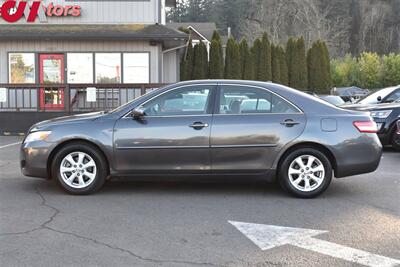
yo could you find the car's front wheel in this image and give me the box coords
[391,127,400,151]
[279,148,332,198]
[51,143,108,195]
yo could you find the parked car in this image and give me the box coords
[342,99,400,151]
[21,80,382,198]
[350,86,400,106]
[318,95,346,106]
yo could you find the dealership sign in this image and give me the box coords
[0,1,81,23]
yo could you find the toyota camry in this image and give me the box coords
[21,80,382,198]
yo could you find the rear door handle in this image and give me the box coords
[281,119,301,127]
[189,122,209,130]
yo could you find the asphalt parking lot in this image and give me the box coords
[0,136,399,267]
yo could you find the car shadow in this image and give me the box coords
[99,178,285,197]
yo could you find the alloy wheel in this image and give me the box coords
[60,152,97,189]
[288,155,325,192]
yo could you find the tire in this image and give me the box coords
[391,129,400,151]
[51,142,108,195]
[278,148,332,198]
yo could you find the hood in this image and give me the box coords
[30,111,106,131]
[341,102,400,111]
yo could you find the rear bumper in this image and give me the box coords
[20,141,54,179]
[333,134,382,178]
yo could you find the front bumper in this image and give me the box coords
[20,140,55,179]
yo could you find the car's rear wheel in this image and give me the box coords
[279,148,332,198]
[51,143,107,195]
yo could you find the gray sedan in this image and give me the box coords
[20,80,382,198]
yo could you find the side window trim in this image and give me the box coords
[216,83,303,115]
[125,84,217,118]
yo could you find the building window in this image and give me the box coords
[95,53,121,83]
[9,53,35,83]
[67,53,94,83]
[123,53,150,83]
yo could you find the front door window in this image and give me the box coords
[142,85,212,116]
[39,54,65,110]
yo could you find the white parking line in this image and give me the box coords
[0,142,21,149]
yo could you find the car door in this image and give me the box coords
[210,84,306,173]
[113,84,216,174]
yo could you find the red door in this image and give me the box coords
[39,54,65,110]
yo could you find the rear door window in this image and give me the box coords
[218,85,299,114]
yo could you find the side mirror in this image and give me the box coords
[131,107,145,119]
[377,96,382,102]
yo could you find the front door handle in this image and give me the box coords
[281,119,301,127]
[189,122,209,130]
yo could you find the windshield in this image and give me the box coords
[357,87,398,104]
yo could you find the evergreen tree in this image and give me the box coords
[180,59,188,81]
[278,46,289,85]
[209,39,224,79]
[308,40,332,93]
[255,33,272,81]
[287,37,308,90]
[210,30,224,78]
[192,42,208,80]
[286,37,295,86]
[296,37,308,90]
[239,38,253,80]
[320,41,331,89]
[271,45,281,84]
[212,30,222,42]
[180,40,194,81]
[251,38,262,80]
[224,38,241,79]
[260,33,272,81]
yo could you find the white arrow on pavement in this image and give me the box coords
[229,221,400,267]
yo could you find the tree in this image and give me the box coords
[330,54,360,87]
[287,37,308,90]
[381,53,400,87]
[307,40,331,93]
[239,38,253,80]
[278,46,289,85]
[295,37,308,90]
[224,38,241,79]
[192,41,208,80]
[212,30,222,43]
[209,39,224,79]
[286,37,295,86]
[359,52,381,89]
[180,39,194,81]
[271,45,281,84]
[257,33,272,81]
[252,38,262,80]
[210,30,224,79]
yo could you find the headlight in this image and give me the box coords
[370,110,392,119]
[25,131,51,143]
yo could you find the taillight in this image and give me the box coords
[353,121,378,133]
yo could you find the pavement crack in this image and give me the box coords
[38,225,226,267]
[0,185,60,237]
[34,185,61,228]
[1,186,226,267]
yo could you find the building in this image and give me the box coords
[167,22,229,57]
[0,0,187,134]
